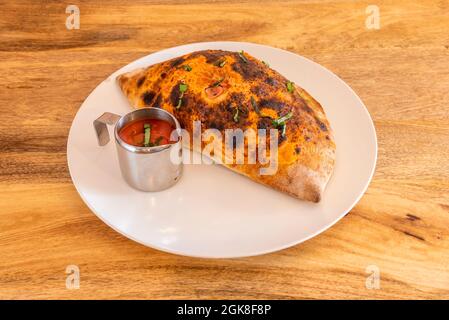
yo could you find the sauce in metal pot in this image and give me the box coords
[119,118,175,147]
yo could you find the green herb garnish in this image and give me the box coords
[272,111,293,127]
[179,83,188,92]
[211,78,224,87]
[177,64,192,71]
[238,50,248,63]
[233,107,240,123]
[271,111,291,138]
[214,59,227,67]
[281,123,287,137]
[286,81,295,93]
[262,61,270,67]
[176,83,188,109]
[144,125,151,147]
[250,96,260,115]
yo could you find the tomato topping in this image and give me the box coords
[205,85,224,99]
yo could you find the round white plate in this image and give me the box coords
[67,41,377,258]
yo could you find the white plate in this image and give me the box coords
[67,42,377,258]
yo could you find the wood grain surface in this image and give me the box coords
[1,0,449,299]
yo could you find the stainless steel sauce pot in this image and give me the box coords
[93,108,183,192]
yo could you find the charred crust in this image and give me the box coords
[264,77,277,86]
[250,85,270,97]
[142,91,156,105]
[228,92,246,107]
[295,146,301,154]
[259,98,285,112]
[190,50,229,64]
[231,55,264,80]
[257,117,273,130]
[315,117,328,132]
[170,57,185,68]
[152,94,162,108]
[225,103,234,114]
[196,101,228,131]
[278,129,287,145]
[170,83,181,107]
[137,76,146,88]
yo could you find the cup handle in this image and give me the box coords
[93,112,121,146]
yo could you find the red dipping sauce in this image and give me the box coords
[118,118,175,147]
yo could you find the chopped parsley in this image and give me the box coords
[273,110,293,137]
[233,107,240,123]
[286,81,295,93]
[272,111,293,127]
[176,83,188,109]
[144,125,151,147]
[238,50,248,63]
[214,59,227,67]
[250,96,260,115]
[281,123,287,137]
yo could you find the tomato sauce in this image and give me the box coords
[118,118,175,147]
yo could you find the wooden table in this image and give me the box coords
[1,0,448,299]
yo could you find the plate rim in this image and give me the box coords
[67,41,378,258]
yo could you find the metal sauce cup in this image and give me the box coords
[94,108,183,192]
